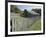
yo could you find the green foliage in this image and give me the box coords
[23,9,28,17]
[10,5,21,13]
[10,5,14,12]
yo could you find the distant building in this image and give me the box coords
[31,9,41,16]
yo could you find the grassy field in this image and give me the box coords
[14,15,41,31]
[10,5,41,31]
[10,12,41,31]
[28,18,41,31]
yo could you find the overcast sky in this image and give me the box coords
[17,5,32,11]
[16,5,41,11]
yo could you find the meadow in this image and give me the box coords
[10,5,41,31]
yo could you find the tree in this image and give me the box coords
[10,5,15,12]
[10,5,21,13]
[23,9,28,17]
[14,6,21,13]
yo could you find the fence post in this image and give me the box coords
[12,18,15,32]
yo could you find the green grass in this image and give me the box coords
[28,18,41,31]
[15,16,41,31]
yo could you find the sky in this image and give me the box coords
[17,5,32,11]
[16,5,41,11]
